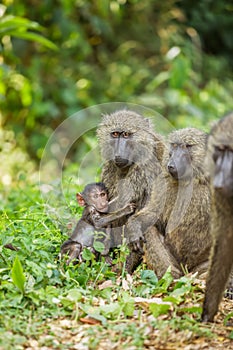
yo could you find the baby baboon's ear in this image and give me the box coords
[76,193,86,207]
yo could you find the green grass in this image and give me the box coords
[0,181,232,349]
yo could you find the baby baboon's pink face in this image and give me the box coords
[88,187,109,213]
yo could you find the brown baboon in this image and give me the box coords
[97,109,164,272]
[202,112,233,322]
[60,182,136,265]
[126,128,212,279]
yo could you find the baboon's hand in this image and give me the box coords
[125,217,143,244]
[124,203,136,215]
[131,237,146,254]
[225,278,233,300]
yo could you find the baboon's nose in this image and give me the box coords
[114,156,129,168]
[167,164,178,179]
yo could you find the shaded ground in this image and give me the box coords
[20,297,233,350]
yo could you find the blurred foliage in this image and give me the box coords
[0,0,232,187]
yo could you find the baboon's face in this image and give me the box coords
[109,130,135,168]
[167,143,193,180]
[86,186,109,213]
[212,145,233,197]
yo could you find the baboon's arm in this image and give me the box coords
[145,226,182,279]
[92,203,136,229]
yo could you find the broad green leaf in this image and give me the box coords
[82,248,93,261]
[170,285,190,298]
[67,289,83,302]
[11,256,26,294]
[100,303,121,319]
[149,303,170,317]
[122,301,135,317]
[140,269,158,285]
[93,240,105,253]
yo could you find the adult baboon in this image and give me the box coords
[97,109,164,272]
[126,128,212,278]
[202,112,233,322]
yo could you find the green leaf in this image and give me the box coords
[122,301,135,317]
[67,289,83,302]
[82,248,93,261]
[179,306,202,314]
[140,269,158,285]
[88,313,107,326]
[11,256,26,294]
[224,311,233,326]
[0,15,41,32]
[4,30,57,50]
[170,285,189,298]
[149,303,171,317]
[100,303,121,319]
[153,268,173,294]
[120,292,135,317]
[0,15,57,50]
[93,240,105,253]
[163,295,182,305]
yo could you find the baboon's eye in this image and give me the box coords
[111,131,120,138]
[213,146,223,162]
[186,144,193,149]
[214,145,225,153]
[172,143,178,149]
[123,132,131,138]
[217,145,227,152]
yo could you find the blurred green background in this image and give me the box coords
[0,0,233,188]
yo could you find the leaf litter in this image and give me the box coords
[23,273,233,350]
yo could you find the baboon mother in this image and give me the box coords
[97,109,164,271]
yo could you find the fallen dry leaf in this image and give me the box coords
[98,280,114,290]
[134,296,172,305]
[80,317,101,325]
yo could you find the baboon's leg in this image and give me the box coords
[202,232,233,322]
[145,226,182,279]
[125,249,143,274]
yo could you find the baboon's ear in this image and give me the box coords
[76,193,86,207]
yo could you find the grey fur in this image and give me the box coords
[126,127,212,278]
[97,109,164,272]
[202,112,233,322]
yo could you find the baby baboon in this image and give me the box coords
[202,112,233,322]
[60,182,136,265]
[126,128,212,279]
[97,109,164,272]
